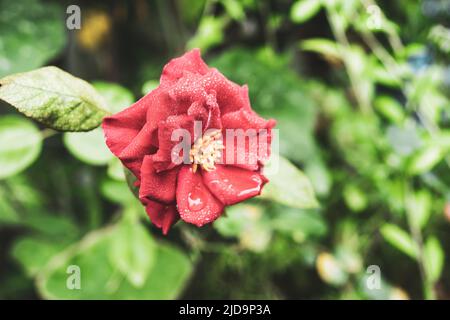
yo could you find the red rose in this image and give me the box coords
[102,49,276,234]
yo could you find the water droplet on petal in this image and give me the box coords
[187,184,206,211]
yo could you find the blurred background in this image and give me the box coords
[1,0,450,299]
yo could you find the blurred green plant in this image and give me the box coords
[1,0,450,300]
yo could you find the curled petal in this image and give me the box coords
[176,166,224,227]
[139,156,179,203]
[203,165,267,205]
[160,48,209,86]
[102,95,149,159]
[152,115,194,172]
[168,69,249,115]
[187,91,222,131]
[117,123,157,179]
[103,95,159,178]
[221,108,276,130]
[144,200,179,235]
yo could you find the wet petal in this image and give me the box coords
[176,165,224,227]
[139,156,179,203]
[152,114,194,172]
[102,95,149,159]
[160,48,210,86]
[221,108,276,130]
[144,199,179,235]
[203,165,267,205]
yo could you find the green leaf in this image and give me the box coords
[215,204,272,252]
[424,236,445,283]
[374,96,405,124]
[343,184,368,212]
[63,128,113,165]
[108,220,157,287]
[0,115,42,179]
[221,0,245,21]
[408,145,444,175]
[12,237,68,277]
[380,224,418,259]
[216,204,265,238]
[0,186,20,223]
[406,191,431,230]
[141,80,159,95]
[290,0,322,23]
[0,67,110,131]
[0,0,66,78]
[107,158,125,181]
[187,16,225,52]
[261,155,318,209]
[37,225,193,299]
[271,207,328,238]
[100,177,136,204]
[300,39,341,60]
[92,81,134,114]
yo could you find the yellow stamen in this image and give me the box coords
[189,130,224,172]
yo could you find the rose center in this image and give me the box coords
[189,130,224,172]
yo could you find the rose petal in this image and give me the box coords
[220,109,275,169]
[176,165,224,227]
[117,123,157,178]
[221,108,276,130]
[168,69,249,116]
[145,88,178,134]
[144,200,179,235]
[220,134,259,170]
[102,95,149,158]
[160,48,209,86]
[187,92,222,131]
[239,85,252,111]
[203,165,267,205]
[152,114,194,172]
[103,92,162,178]
[139,156,179,203]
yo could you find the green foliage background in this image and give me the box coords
[1,0,450,299]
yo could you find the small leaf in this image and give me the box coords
[407,191,431,230]
[141,80,159,95]
[343,184,368,212]
[424,236,445,283]
[100,177,136,204]
[271,207,327,238]
[408,145,444,175]
[108,219,157,287]
[290,0,322,23]
[221,0,245,21]
[0,115,42,179]
[215,204,272,252]
[12,237,68,277]
[63,128,113,165]
[0,67,110,131]
[261,154,318,209]
[374,96,405,124]
[187,16,225,52]
[215,204,264,238]
[380,224,418,259]
[107,158,125,181]
[0,187,20,223]
[316,252,348,286]
[92,81,134,114]
[300,38,341,60]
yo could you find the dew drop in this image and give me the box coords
[187,185,206,211]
